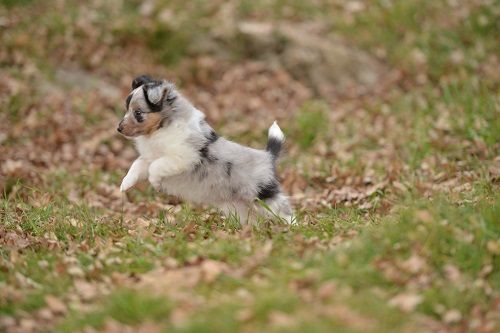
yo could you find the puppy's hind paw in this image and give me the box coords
[282,214,297,225]
[120,175,136,192]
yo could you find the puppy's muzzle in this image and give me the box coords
[117,120,124,133]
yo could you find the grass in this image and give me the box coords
[58,289,173,332]
[0,0,498,332]
[291,101,330,149]
[46,195,498,332]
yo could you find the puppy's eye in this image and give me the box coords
[134,110,144,123]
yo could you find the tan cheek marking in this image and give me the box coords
[141,113,163,135]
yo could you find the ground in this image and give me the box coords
[0,1,499,332]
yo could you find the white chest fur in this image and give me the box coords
[135,121,193,161]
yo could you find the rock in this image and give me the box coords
[237,22,276,55]
[280,23,385,97]
[235,21,387,98]
[189,18,387,99]
[40,68,121,100]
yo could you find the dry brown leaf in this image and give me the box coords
[0,316,16,330]
[74,280,99,301]
[201,260,228,283]
[139,266,202,295]
[443,264,461,283]
[268,311,296,328]
[443,309,462,323]
[3,232,31,249]
[486,240,500,255]
[19,318,37,333]
[317,281,337,300]
[44,295,67,315]
[319,305,375,330]
[389,293,422,312]
[233,241,273,277]
[101,318,134,333]
[67,265,85,278]
[401,254,427,274]
[416,210,433,223]
[135,321,163,333]
[392,181,407,193]
[37,308,54,321]
[236,308,254,322]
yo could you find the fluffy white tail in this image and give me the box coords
[266,121,285,161]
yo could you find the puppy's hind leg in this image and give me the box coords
[260,194,295,224]
[218,202,251,226]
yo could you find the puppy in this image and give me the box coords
[117,75,293,224]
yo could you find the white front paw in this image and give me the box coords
[120,175,137,192]
[148,173,162,191]
[148,161,166,190]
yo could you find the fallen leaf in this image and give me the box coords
[401,254,426,274]
[389,293,422,312]
[416,210,433,223]
[44,295,67,314]
[236,308,253,322]
[319,305,375,330]
[37,308,53,321]
[443,264,461,283]
[67,265,85,278]
[74,280,99,301]
[486,240,500,255]
[392,181,407,192]
[201,260,227,283]
[268,311,296,328]
[443,309,461,323]
[317,281,337,300]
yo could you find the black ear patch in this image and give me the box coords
[131,75,154,90]
[142,81,178,112]
[143,82,165,112]
[125,94,132,110]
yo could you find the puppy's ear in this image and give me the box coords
[143,81,176,112]
[131,75,153,90]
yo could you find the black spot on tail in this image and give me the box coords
[257,180,280,200]
[266,137,282,161]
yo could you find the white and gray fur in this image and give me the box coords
[118,75,293,224]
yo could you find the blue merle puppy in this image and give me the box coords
[117,75,293,224]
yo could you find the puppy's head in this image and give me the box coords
[117,75,177,138]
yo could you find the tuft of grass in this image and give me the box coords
[321,194,500,317]
[0,0,34,8]
[291,100,329,149]
[58,289,172,332]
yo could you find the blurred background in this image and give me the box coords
[0,1,499,332]
[0,0,498,200]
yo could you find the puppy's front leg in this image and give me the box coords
[120,158,150,192]
[148,157,190,190]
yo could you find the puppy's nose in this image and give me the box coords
[117,126,123,133]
